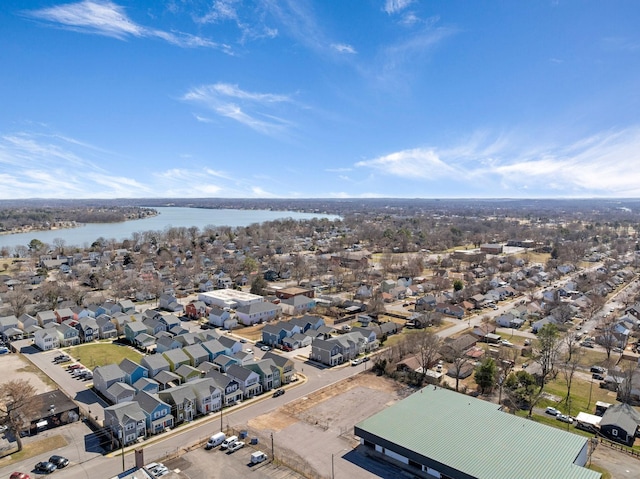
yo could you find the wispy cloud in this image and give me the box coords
[325,167,352,173]
[356,148,459,179]
[332,43,357,54]
[27,0,230,52]
[182,83,295,136]
[0,129,289,199]
[356,127,640,197]
[0,131,152,198]
[602,36,640,52]
[383,0,414,15]
[196,0,278,43]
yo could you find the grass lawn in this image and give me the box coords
[0,435,67,464]
[64,342,144,368]
[539,376,618,414]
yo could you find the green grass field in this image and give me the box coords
[63,342,144,368]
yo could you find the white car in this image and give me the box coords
[545,407,560,416]
[227,440,245,453]
[245,348,253,354]
[260,345,271,351]
[500,340,513,347]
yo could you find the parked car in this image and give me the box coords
[590,366,606,374]
[592,373,605,381]
[205,432,226,449]
[10,473,30,479]
[500,340,514,347]
[581,341,594,348]
[545,407,560,416]
[220,435,238,449]
[362,356,370,363]
[250,451,268,464]
[48,456,69,468]
[34,461,57,474]
[556,414,573,424]
[0,347,9,354]
[227,440,245,453]
[245,348,253,354]
[260,345,271,351]
[351,358,363,366]
[272,388,285,398]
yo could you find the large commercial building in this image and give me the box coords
[354,387,601,479]
[198,290,264,309]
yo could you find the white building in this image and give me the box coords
[198,290,265,310]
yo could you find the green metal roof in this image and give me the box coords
[355,387,601,479]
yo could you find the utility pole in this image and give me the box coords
[332,453,334,479]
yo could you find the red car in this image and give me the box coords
[10,473,31,479]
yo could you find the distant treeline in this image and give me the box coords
[0,206,157,232]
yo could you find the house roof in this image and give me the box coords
[94,364,125,382]
[105,401,146,423]
[355,387,600,479]
[600,403,640,434]
[133,390,170,414]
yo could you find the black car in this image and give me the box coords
[272,388,285,398]
[49,455,69,468]
[592,373,605,381]
[34,461,57,474]
[590,366,605,374]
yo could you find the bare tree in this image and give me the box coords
[410,330,442,380]
[0,379,43,452]
[559,343,584,420]
[441,341,470,392]
[6,285,32,318]
[617,359,639,405]
[563,331,581,363]
[597,316,619,361]
[367,289,386,316]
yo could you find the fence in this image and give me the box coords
[597,436,640,460]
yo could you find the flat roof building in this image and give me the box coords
[198,290,264,309]
[354,387,600,479]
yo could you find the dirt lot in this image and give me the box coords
[244,373,412,479]
[0,351,54,392]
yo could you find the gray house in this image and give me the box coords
[104,401,147,446]
[93,364,126,399]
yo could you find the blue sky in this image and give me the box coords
[1,0,639,199]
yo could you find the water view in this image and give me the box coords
[0,207,340,251]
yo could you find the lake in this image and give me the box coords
[0,207,340,251]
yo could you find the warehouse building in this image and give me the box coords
[354,387,600,479]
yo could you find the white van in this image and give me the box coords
[251,451,268,464]
[205,432,226,449]
[220,435,238,449]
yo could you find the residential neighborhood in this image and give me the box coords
[1,199,640,479]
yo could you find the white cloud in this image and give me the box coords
[384,0,414,15]
[182,83,295,136]
[356,127,640,197]
[356,148,458,179]
[196,0,278,43]
[325,167,352,173]
[332,43,357,54]
[27,0,229,51]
